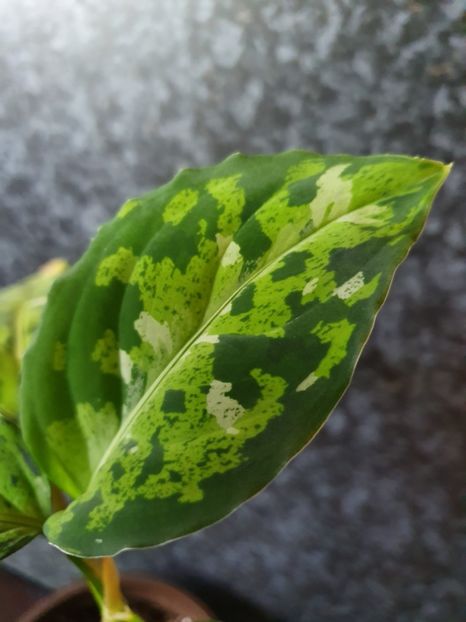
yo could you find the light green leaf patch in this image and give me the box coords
[0,259,67,420]
[0,415,49,559]
[20,151,450,556]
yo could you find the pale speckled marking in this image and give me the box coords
[206,379,244,434]
[221,241,242,267]
[220,302,232,316]
[187,175,247,315]
[346,273,381,308]
[308,164,352,228]
[204,251,244,319]
[95,247,136,286]
[117,217,226,413]
[40,155,450,551]
[116,199,139,219]
[121,373,145,419]
[126,343,157,387]
[296,319,355,392]
[211,201,397,341]
[196,334,220,345]
[302,277,319,297]
[252,190,307,266]
[312,320,355,378]
[215,233,233,258]
[134,311,173,357]
[318,320,354,376]
[207,175,246,236]
[91,330,119,375]
[340,203,389,226]
[117,235,224,411]
[163,189,199,225]
[333,272,365,300]
[119,350,133,384]
[66,354,288,531]
[205,159,343,316]
[129,238,217,339]
[269,224,306,261]
[285,159,325,183]
[296,373,318,392]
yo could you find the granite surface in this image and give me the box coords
[0,1,465,621]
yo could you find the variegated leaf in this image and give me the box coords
[21,152,449,556]
[0,415,49,559]
[0,259,67,420]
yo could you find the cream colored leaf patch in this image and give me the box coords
[221,241,242,267]
[296,373,318,392]
[309,164,352,228]
[134,312,173,356]
[206,380,245,434]
[334,272,365,300]
[302,277,319,297]
[119,350,133,384]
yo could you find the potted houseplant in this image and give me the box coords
[0,151,450,621]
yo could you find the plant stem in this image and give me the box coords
[71,555,143,622]
[50,484,68,513]
[50,485,143,620]
[67,555,103,608]
[102,557,123,614]
[101,557,144,622]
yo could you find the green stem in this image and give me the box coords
[68,555,143,622]
[101,557,144,622]
[68,555,105,609]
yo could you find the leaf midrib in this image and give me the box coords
[89,169,444,486]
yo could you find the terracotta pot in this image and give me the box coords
[18,575,214,622]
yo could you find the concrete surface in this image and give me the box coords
[0,1,465,621]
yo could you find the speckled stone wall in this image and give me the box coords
[1,2,465,621]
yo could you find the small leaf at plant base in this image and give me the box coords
[0,259,68,420]
[0,415,50,559]
[21,151,450,556]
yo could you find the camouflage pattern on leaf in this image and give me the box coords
[0,259,67,420]
[20,151,450,556]
[0,415,49,559]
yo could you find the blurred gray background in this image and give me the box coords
[0,1,465,621]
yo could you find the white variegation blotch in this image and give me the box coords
[206,380,245,434]
[309,164,352,228]
[302,277,319,297]
[119,350,133,384]
[296,372,318,392]
[334,272,365,300]
[221,241,242,267]
[196,334,220,345]
[134,312,173,355]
